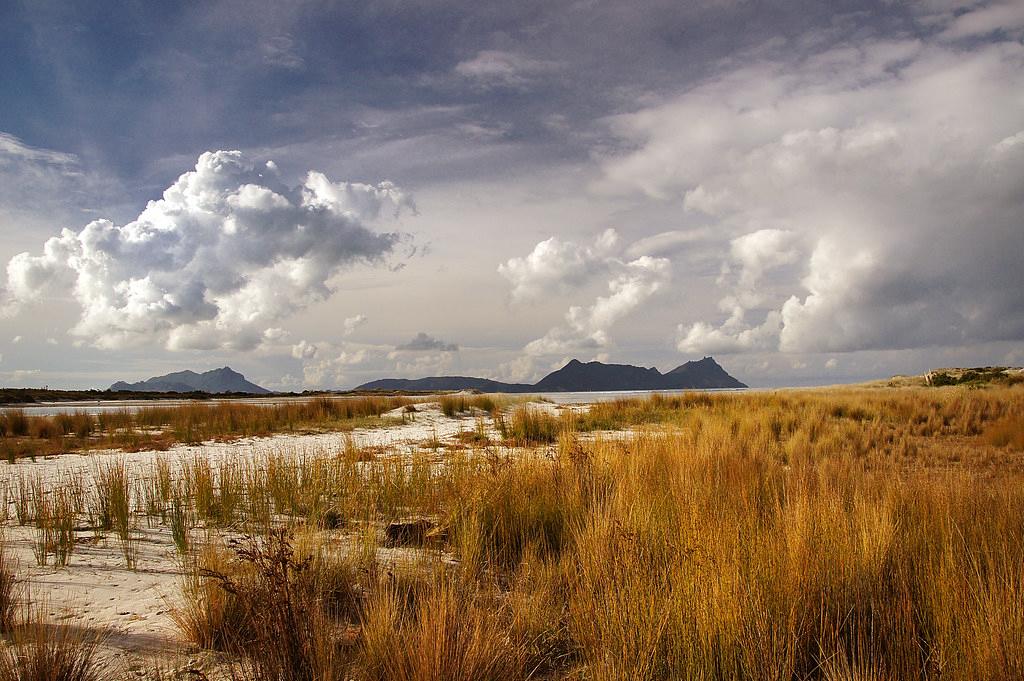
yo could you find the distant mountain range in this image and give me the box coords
[356,357,746,392]
[110,367,270,394]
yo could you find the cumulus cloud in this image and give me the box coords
[501,229,671,357]
[342,314,367,336]
[291,340,319,360]
[299,335,465,389]
[394,332,459,352]
[678,229,801,353]
[728,229,800,295]
[524,254,671,356]
[289,315,368,361]
[602,30,1024,355]
[1,151,413,351]
[498,228,618,302]
[300,346,373,387]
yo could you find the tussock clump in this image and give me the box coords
[175,531,354,680]
[440,394,502,418]
[496,405,566,445]
[983,414,1024,450]
[359,575,528,681]
[0,537,20,634]
[172,542,252,652]
[0,608,105,681]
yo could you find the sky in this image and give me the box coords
[1,0,1022,390]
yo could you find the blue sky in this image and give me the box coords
[1,0,1023,389]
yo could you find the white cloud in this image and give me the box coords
[729,229,800,294]
[0,132,94,215]
[677,313,782,355]
[624,229,712,259]
[290,314,368,360]
[291,340,319,360]
[342,314,367,336]
[938,1,1024,40]
[1,151,413,351]
[286,336,389,388]
[502,229,672,357]
[10,336,21,344]
[678,229,799,354]
[526,255,670,356]
[0,133,79,167]
[604,35,1024,355]
[0,369,41,385]
[493,354,543,384]
[498,228,618,302]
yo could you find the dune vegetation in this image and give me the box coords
[0,396,418,461]
[0,386,1022,679]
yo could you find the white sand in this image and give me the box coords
[0,402,530,674]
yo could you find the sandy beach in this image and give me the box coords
[0,401,557,674]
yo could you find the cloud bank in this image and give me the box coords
[601,33,1024,355]
[2,151,412,351]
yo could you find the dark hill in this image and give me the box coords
[663,356,747,389]
[356,357,746,392]
[354,376,533,393]
[110,367,270,395]
[533,359,665,392]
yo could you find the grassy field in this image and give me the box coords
[0,396,420,460]
[0,386,1022,679]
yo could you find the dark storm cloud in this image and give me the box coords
[1,0,921,192]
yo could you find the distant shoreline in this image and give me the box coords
[0,387,432,406]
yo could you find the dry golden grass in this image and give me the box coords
[0,395,416,460]
[358,574,528,681]
[495,404,569,445]
[0,606,105,681]
[6,385,1024,680]
[0,536,19,634]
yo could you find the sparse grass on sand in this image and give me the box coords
[495,404,569,445]
[3,386,1024,679]
[439,393,531,418]
[0,602,104,681]
[0,536,20,634]
[0,395,416,460]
